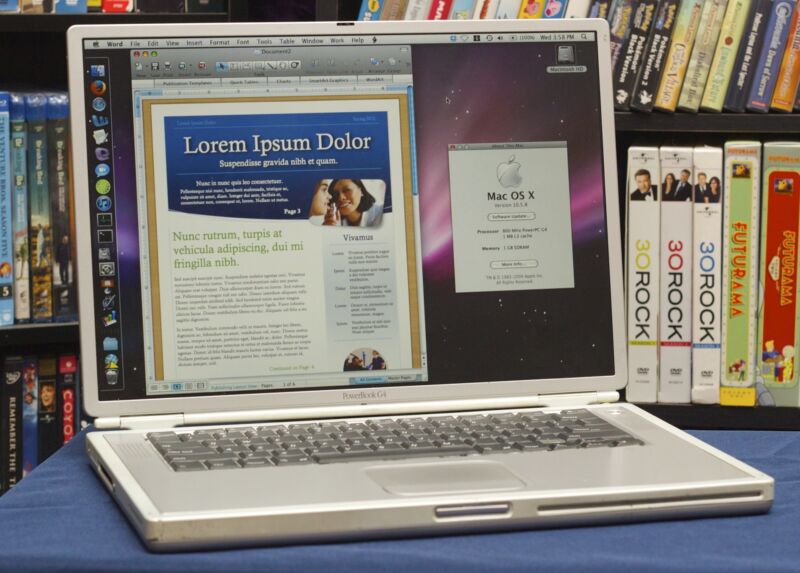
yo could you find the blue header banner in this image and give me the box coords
[163,111,392,219]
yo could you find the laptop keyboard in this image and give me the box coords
[147,409,643,472]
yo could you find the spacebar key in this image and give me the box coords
[313,445,475,464]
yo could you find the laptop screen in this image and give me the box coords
[77,28,614,401]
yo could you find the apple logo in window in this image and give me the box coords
[497,155,522,188]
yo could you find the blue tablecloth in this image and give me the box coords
[0,428,797,573]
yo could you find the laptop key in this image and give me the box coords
[205,459,242,470]
[170,460,208,471]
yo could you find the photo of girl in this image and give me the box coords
[309,179,386,227]
[662,172,677,201]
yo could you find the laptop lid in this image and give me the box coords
[67,19,626,420]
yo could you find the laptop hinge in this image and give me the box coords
[536,390,619,408]
[95,413,185,431]
[96,391,618,430]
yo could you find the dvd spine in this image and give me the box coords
[746,0,797,111]
[21,356,38,476]
[449,0,474,17]
[756,142,800,407]
[691,147,724,404]
[381,0,410,19]
[677,0,729,112]
[358,0,384,20]
[57,354,79,445]
[542,0,568,17]
[36,356,59,463]
[609,0,636,68]
[495,0,523,17]
[721,141,762,406]
[427,0,454,18]
[701,0,754,111]
[48,94,76,322]
[10,94,29,323]
[614,0,659,109]
[654,0,707,112]
[565,0,592,16]
[25,94,52,323]
[770,6,800,110]
[626,147,661,404]
[589,0,613,18]
[2,357,23,492]
[658,147,694,404]
[724,0,773,111]
[0,93,12,326]
[518,0,546,17]
[630,0,682,112]
[406,0,433,17]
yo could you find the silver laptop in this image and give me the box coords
[66,19,773,552]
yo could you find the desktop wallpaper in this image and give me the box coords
[412,41,616,382]
[90,37,616,400]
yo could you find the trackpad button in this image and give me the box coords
[366,460,526,496]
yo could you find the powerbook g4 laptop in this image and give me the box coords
[67,19,773,551]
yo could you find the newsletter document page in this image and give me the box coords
[139,95,421,389]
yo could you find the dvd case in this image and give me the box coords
[626,147,661,403]
[724,0,773,112]
[677,0,729,112]
[57,354,78,445]
[449,0,475,18]
[609,0,635,68]
[756,142,800,407]
[770,5,800,110]
[589,0,612,18]
[701,0,754,111]
[25,94,53,323]
[2,357,23,492]
[381,0,410,19]
[48,94,76,322]
[21,356,38,476]
[10,94,29,324]
[494,0,522,17]
[427,0,454,17]
[721,141,761,406]
[746,0,797,112]
[658,147,694,404]
[471,0,500,17]
[565,0,592,16]
[614,0,659,109]
[0,93,12,326]
[53,0,86,10]
[36,356,59,463]
[691,147,724,404]
[542,0,567,17]
[518,0,545,16]
[358,0,384,20]
[654,0,706,112]
[630,0,681,112]
[406,0,433,17]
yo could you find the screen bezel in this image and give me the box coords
[67,18,626,419]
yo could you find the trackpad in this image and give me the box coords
[366,460,526,496]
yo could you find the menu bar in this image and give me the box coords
[84,31,596,50]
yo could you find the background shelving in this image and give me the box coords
[3,0,797,430]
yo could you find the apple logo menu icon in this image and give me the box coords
[497,155,522,188]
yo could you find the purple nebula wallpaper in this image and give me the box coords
[411,42,615,383]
